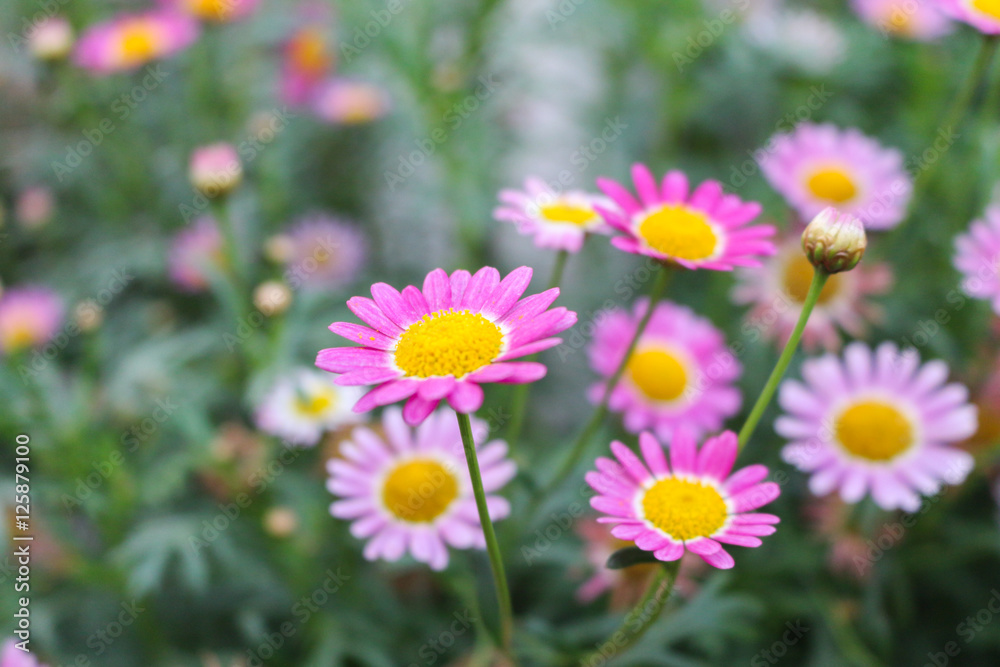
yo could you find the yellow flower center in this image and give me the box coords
[641,477,728,541]
[382,459,459,523]
[883,4,915,34]
[187,0,239,21]
[289,27,331,76]
[637,205,718,262]
[782,254,841,304]
[118,23,159,64]
[394,309,503,379]
[835,400,914,461]
[1,324,38,352]
[294,388,337,418]
[539,203,596,227]
[627,347,688,402]
[973,0,1000,21]
[807,167,857,204]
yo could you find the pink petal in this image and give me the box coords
[447,381,485,413]
[639,431,669,476]
[699,547,735,569]
[417,376,457,400]
[346,296,404,336]
[403,394,439,425]
[684,537,722,555]
[461,266,501,311]
[422,268,452,311]
[354,379,421,412]
[729,482,780,512]
[482,266,533,320]
[610,441,651,484]
[631,163,660,207]
[669,428,697,475]
[697,431,738,481]
[328,322,397,350]
[371,283,420,328]
[316,347,393,373]
[653,541,685,561]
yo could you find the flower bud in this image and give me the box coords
[253,281,292,316]
[74,298,103,332]
[189,143,242,198]
[263,234,295,263]
[801,207,866,274]
[29,16,74,61]
[263,506,299,538]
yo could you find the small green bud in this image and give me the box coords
[801,207,867,274]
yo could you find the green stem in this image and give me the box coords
[505,249,571,448]
[737,269,829,451]
[455,411,516,660]
[576,560,680,666]
[541,262,671,497]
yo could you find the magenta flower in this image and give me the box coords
[327,408,516,570]
[167,217,226,292]
[280,23,333,107]
[283,214,367,291]
[311,79,390,125]
[2,638,46,667]
[0,287,63,355]
[161,0,261,23]
[938,0,1000,33]
[595,164,775,270]
[316,266,577,425]
[586,431,781,570]
[73,10,199,74]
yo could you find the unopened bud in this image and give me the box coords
[29,16,74,61]
[254,281,292,315]
[264,234,295,263]
[801,207,866,274]
[74,298,103,332]
[189,143,242,198]
[263,506,299,538]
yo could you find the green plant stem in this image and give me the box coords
[456,411,516,660]
[737,269,829,452]
[540,262,671,498]
[576,560,680,666]
[505,249,571,449]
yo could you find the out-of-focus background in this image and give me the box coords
[2,0,1000,665]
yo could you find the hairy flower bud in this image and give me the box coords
[189,143,242,198]
[801,207,867,274]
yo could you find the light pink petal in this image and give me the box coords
[482,266,534,320]
[316,347,393,373]
[422,268,452,311]
[699,547,735,569]
[631,163,660,207]
[729,482,780,512]
[696,431,738,481]
[684,537,722,555]
[668,428,698,475]
[417,376,457,400]
[461,266,501,311]
[447,381,485,413]
[724,464,769,496]
[610,441,651,484]
[653,541,685,561]
[714,532,762,548]
[328,322,396,350]
[346,296,404,336]
[371,282,420,327]
[639,431,669,476]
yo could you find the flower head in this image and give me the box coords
[851,0,953,39]
[28,16,74,61]
[15,187,55,230]
[938,0,1000,33]
[311,79,390,124]
[778,342,977,511]
[2,638,47,667]
[317,266,577,425]
[802,207,868,274]
[732,233,892,351]
[760,123,912,230]
[328,408,516,570]
[954,205,1000,315]
[588,299,741,440]
[168,217,226,292]
[283,214,367,290]
[189,143,242,198]
[0,287,63,355]
[256,369,363,446]
[280,23,334,106]
[164,0,261,23]
[586,431,780,570]
[493,177,612,253]
[73,10,199,74]
[596,164,775,270]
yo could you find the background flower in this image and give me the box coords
[255,368,364,446]
[954,205,1000,315]
[493,176,611,253]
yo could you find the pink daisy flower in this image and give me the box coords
[327,407,516,570]
[595,163,776,270]
[161,0,261,23]
[311,79,390,125]
[587,299,741,441]
[732,233,893,351]
[168,217,226,292]
[280,24,334,107]
[255,369,364,446]
[283,213,367,291]
[759,123,912,230]
[2,639,46,667]
[73,10,199,74]
[954,205,1000,315]
[493,177,612,253]
[0,287,63,356]
[938,0,1000,33]
[778,342,977,511]
[851,0,953,39]
[316,266,577,425]
[586,430,781,570]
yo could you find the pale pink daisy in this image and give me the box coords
[595,164,775,270]
[168,217,226,292]
[255,369,364,447]
[938,0,1000,32]
[316,266,577,425]
[732,233,893,351]
[73,10,199,74]
[327,408,516,570]
[311,79,390,125]
[283,214,367,291]
[778,342,977,511]
[954,205,1000,315]
[851,0,953,40]
[0,287,63,355]
[759,123,912,230]
[2,639,46,667]
[586,430,781,570]
[493,177,612,253]
[588,299,741,441]
[280,23,334,107]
